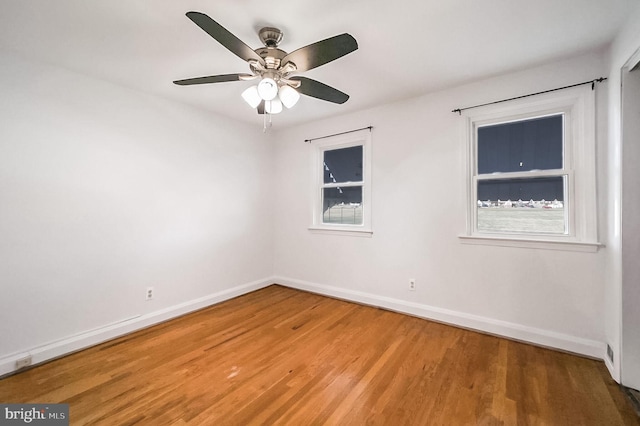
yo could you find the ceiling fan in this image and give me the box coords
[173,12,358,116]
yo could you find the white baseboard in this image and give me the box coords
[273,276,607,361]
[605,356,616,381]
[0,278,273,377]
[604,350,620,383]
[1,276,608,378]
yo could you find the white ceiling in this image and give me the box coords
[0,0,635,128]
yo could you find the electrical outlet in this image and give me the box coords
[409,279,416,291]
[146,287,154,301]
[15,355,32,369]
[607,344,614,363]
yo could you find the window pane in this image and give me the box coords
[324,146,363,184]
[478,114,563,174]
[477,176,566,234]
[322,186,363,224]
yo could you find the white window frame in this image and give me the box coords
[309,129,372,236]
[459,85,601,251]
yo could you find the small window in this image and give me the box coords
[310,129,372,235]
[323,146,363,225]
[461,85,599,250]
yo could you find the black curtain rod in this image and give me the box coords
[304,126,373,143]
[452,77,607,115]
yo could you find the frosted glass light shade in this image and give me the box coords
[257,77,278,101]
[241,85,261,108]
[279,85,300,108]
[265,98,283,114]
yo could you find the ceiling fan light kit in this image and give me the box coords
[173,11,358,128]
[241,86,262,108]
[279,85,300,109]
[256,77,278,101]
[265,98,283,114]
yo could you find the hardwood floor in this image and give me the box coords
[1,285,638,425]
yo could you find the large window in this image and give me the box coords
[461,86,599,250]
[476,114,566,234]
[310,129,372,234]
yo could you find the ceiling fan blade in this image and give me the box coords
[257,100,265,114]
[281,34,357,72]
[173,74,254,86]
[186,12,264,65]
[289,77,349,104]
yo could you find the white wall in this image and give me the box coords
[605,2,640,384]
[0,52,274,373]
[273,51,609,358]
[2,25,634,380]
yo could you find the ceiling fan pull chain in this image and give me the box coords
[262,106,273,133]
[263,109,267,133]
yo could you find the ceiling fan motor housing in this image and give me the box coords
[255,47,287,70]
[258,27,283,47]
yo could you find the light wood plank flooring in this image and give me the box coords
[1,285,638,425]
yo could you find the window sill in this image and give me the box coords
[458,234,603,252]
[308,226,373,237]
